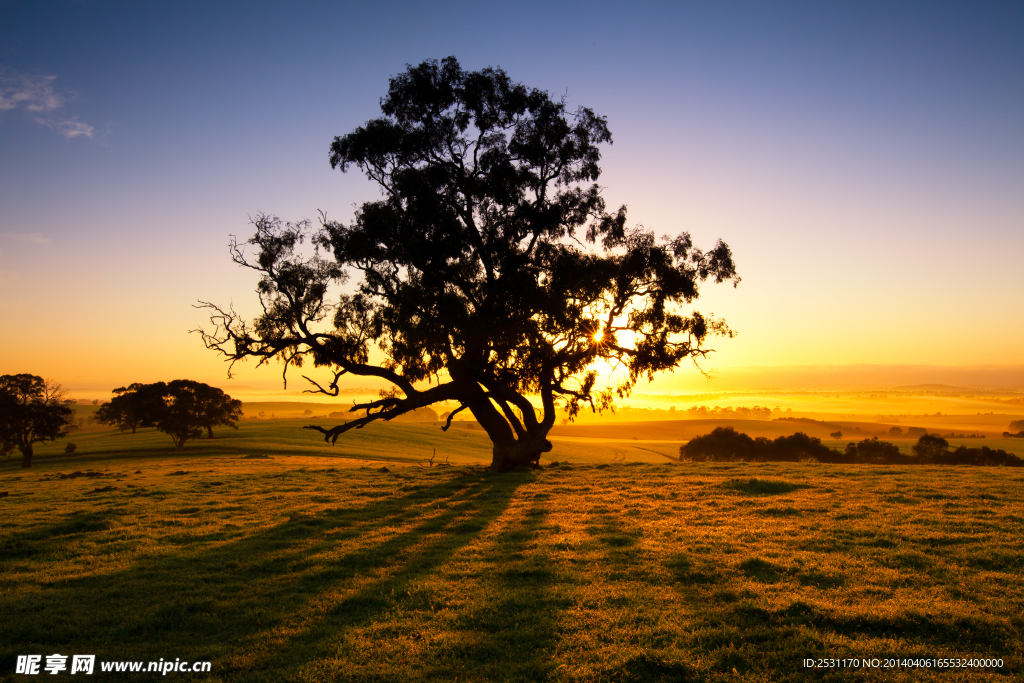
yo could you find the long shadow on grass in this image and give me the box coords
[423,502,567,682]
[588,508,660,584]
[233,473,540,680]
[0,471,529,679]
[664,554,1018,678]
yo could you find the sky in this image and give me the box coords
[1,1,1022,398]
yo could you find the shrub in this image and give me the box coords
[64,443,77,455]
[767,432,833,462]
[913,434,949,461]
[680,428,832,462]
[680,429,1021,467]
[843,437,903,464]
[937,446,1022,467]
[680,427,758,462]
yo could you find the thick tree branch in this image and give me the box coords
[440,405,468,431]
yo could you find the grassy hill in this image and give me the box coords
[16,417,1024,473]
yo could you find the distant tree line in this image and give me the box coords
[686,405,772,419]
[95,381,242,450]
[680,427,1022,467]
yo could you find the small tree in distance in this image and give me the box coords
[94,380,242,449]
[829,431,843,440]
[189,382,243,438]
[156,380,241,449]
[913,434,949,460]
[0,374,77,468]
[95,382,168,433]
[196,57,740,471]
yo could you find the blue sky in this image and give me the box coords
[1,1,1022,394]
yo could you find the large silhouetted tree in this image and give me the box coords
[0,374,77,468]
[197,57,739,471]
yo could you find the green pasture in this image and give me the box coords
[31,416,1024,472]
[20,419,688,468]
[1,422,1022,681]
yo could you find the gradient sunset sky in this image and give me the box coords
[1,1,1021,397]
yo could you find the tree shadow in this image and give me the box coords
[0,472,530,678]
[422,502,565,681]
[662,553,1018,678]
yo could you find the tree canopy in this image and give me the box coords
[95,382,167,433]
[95,380,242,449]
[156,380,243,449]
[197,57,739,471]
[0,374,77,468]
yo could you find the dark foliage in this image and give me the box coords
[767,432,835,461]
[679,427,832,462]
[94,381,242,449]
[197,57,739,471]
[680,427,758,462]
[837,437,904,464]
[913,434,1022,466]
[95,382,168,433]
[0,374,77,468]
[680,429,1021,467]
[939,446,1022,466]
[912,434,949,460]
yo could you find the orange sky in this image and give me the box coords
[1,4,1021,401]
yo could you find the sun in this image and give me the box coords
[592,330,604,343]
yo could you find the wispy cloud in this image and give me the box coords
[1,232,52,245]
[0,66,93,139]
[33,115,94,138]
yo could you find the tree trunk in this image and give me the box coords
[207,426,214,438]
[454,375,554,472]
[20,443,33,468]
[489,433,553,472]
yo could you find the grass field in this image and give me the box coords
[2,422,1022,681]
